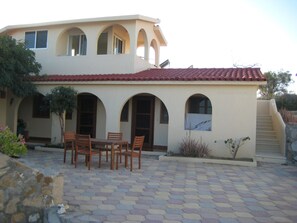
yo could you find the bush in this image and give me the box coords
[279,108,297,123]
[179,136,210,158]
[0,126,27,157]
[276,94,297,110]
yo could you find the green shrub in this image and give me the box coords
[276,94,297,110]
[179,136,210,158]
[0,126,27,157]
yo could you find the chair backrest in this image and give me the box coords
[64,131,76,142]
[132,136,145,152]
[75,134,91,151]
[107,132,123,140]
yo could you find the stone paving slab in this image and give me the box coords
[19,150,297,223]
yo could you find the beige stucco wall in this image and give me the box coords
[24,82,258,158]
[18,96,52,138]
[7,19,161,75]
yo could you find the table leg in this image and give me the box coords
[111,144,114,170]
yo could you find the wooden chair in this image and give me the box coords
[98,132,123,167]
[116,136,145,171]
[63,131,76,164]
[74,134,101,170]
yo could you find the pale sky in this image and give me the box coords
[1,0,296,92]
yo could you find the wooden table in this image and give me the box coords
[91,138,128,170]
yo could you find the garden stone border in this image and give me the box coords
[159,155,257,167]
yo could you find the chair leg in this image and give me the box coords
[99,151,101,168]
[125,154,128,168]
[139,157,141,169]
[106,148,108,162]
[75,152,77,168]
[116,153,119,170]
[88,154,91,170]
[130,155,133,171]
[119,145,122,163]
[71,143,74,164]
[64,149,66,163]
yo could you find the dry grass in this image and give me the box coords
[179,136,211,158]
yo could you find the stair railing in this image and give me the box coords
[269,99,286,155]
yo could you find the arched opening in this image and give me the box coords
[97,25,130,55]
[136,29,148,60]
[76,93,106,138]
[120,93,169,151]
[17,93,51,142]
[185,94,212,131]
[56,27,87,56]
[150,39,159,66]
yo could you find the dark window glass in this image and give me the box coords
[136,114,150,128]
[189,96,212,114]
[33,94,50,118]
[120,102,129,122]
[114,36,123,54]
[160,102,168,124]
[136,100,150,113]
[66,111,72,120]
[25,32,35,48]
[97,32,108,54]
[36,30,48,48]
[80,35,87,55]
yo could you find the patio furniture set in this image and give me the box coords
[63,132,145,171]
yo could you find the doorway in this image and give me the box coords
[132,96,155,149]
[77,94,97,137]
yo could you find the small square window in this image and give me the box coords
[66,111,72,120]
[0,90,6,99]
[33,94,50,118]
[36,31,48,48]
[25,30,48,49]
[25,32,35,48]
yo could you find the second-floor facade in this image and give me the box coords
[0,15,167,75]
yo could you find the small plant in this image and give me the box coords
[215,136,250,160]
[0,126,27,157]
[279,108,297,123]
[17,119,27,136]
[179,135,210,158]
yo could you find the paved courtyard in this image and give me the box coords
[19,149,297,223]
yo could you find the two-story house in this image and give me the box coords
[0,15,266,159]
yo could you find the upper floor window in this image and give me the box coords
[113,36,124,54]
[25,30,48,49]
[97,32,108,55]
[69,34,87,56]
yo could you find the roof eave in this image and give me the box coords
[154,25,167,46]
[0,14,160,34]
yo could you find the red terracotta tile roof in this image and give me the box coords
[30,68,266,82]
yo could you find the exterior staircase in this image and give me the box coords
[256,115,286,164]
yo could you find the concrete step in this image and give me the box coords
[256,138,279,146]
[256,114,283,163]
[256,151,286,164]
[256,143,281,150]
[257,127,274,131]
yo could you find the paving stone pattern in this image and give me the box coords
[19,150,297,223]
